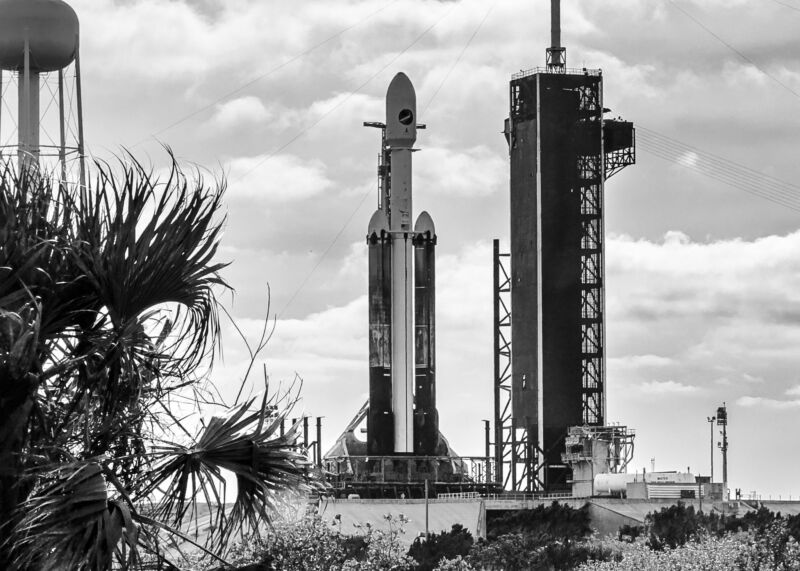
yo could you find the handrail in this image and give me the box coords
[511,67,601,80]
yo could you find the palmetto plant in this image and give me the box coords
[0,157,314,570]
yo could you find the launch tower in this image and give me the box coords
[494,0,636,491]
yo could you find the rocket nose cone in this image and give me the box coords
[387,72,415,100]
[368,208,390,235]
[414,211,435,235]
[386,72,417,147]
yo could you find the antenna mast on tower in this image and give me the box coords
[547,0,566,71]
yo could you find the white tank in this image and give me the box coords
[0,0,79,72]
[594,473,638,495]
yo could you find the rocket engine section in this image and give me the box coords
[366,73,438,456]
[413,212,437,455]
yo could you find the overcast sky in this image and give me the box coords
[53,0,800,498]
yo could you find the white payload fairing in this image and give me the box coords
[367,73,438,456]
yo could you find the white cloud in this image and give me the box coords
[611,354,673,369]
[225,154,333,203]
[208,96,273,131]
[640,380,700,394]
[736,396,800,410]
[786,384,800,398]
[416,146,505,197]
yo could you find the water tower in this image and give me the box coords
[0,0,85,184]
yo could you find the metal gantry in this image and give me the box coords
[577,81,606,427]
[493,239,543,492]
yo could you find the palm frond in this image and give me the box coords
[71,151,229,377]
[6,461,138,571]
[140,392,315,552]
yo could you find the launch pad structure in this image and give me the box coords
[326,1,637,499]
[492,0,636,493]
[323,73,502,499]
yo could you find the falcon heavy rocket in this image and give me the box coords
[367,72,438,456]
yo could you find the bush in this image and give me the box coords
[467,532,615,571]
[617,524,644,543]
[487,502,592,541]
[408,524,474,571]
[213,512,416,571]
[578,533,752,571]
[646,502,701,550]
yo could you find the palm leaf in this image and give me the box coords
[140,393,316,552]
[6,461,139,571]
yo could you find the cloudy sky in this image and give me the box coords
[51,0,800,498]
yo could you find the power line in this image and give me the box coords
[276,186,374,319]
[667,0,800,101]
[421,2,497,115]
[770,0,800,12]
[637,126,800,198]
[636,126,800,212]
[132,0,401,148]
[636,133,800,206]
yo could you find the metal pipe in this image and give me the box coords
[551,0,561,48]
[74,35,86,188]
[19,35,41,170]
[511,416,518,491]
[707,416,715,482]
[424,478,430,539]
[484,420,491,484]
[316,417,323,467]
[58,69,66,188]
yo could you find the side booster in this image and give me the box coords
[367,72,438,456]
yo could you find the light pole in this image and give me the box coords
[707,416,715,482]
[717,403,728,500]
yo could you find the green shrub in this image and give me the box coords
[208,512,416,571]
[408,524,474,571]
[467,532,615,571]
[487,502,592,541]
[617,524,644,543]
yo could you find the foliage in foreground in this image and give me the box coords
[198,502,800,571]
[646,502,800,550]
[0,158,313,570]
[408,524,474,571]
[203,512,416,571]
[579,521,800,571]
[486,501,592,541]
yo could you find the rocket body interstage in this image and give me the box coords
[366,72,438,456]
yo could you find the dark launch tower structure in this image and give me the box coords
[494,0,635,491]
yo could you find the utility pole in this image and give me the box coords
[707,416,715,482]
[717,403,728,500]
